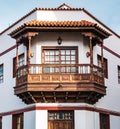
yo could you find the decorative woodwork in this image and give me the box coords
[48,111,74,129]
[10,23,108,105]
[14,64,106,104]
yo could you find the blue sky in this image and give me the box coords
[0,0,120,34]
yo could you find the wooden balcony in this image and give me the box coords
[14,64,106,104]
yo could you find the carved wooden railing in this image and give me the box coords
[16,64,104,86]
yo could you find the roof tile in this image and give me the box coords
[9,20,110,37]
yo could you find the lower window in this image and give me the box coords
[100,113,110,129]
[12,113,23,129]
[48,111,74,129]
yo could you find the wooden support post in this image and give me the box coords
[101,42,105,84]
[16,43,19,70]
[27,36,32,66]
[89,36,93,75]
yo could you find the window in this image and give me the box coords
[12,113,23,129]
[48,111,74,120]
[0,64,3,84]
[42,47,78,73]
[0,117,2,129]
[118,66,120,84]
[100,113,110,129]
[13,54,24,77]
[97,55,108,78]
[48,111,74,129]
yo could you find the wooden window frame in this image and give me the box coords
[0,64,3,84]
[97,55,108,78]
[12,113,23,129]
[13,53,24,78]
[42,46,78,74]
[100,113,110,129]
[118,65,120,84]
[48,110,74,120]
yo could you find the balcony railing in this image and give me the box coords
[16,64,104,86]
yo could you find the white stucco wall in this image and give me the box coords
[0,46,26,113]
[31,32,90,64]
[110,115,120,129]
[24,111,36,129]
[36,110,48,129]
[2,115,12,129]
[75,110,100,129]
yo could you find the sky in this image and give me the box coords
[0,0,120,34]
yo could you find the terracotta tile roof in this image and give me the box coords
[35,3,82,11]
[0,3,119,38]
[9,20,110,37]
[25,20,96,27]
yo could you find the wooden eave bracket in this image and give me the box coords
[16,32,39,44]
[81,32,104,44]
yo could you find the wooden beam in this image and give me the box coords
[41,92,47,102]
[76,92,81,101]
[20,93,31,104]
[65,92,69,101]
[53,92,56,102]
[28,92,37,103]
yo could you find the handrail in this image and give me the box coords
[16,64,103,78]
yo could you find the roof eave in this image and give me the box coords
[9,26,110,39]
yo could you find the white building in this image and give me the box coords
[0,3,120,129]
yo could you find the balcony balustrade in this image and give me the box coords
[14,64,106,104]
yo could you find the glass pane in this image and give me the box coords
[66,61,70,64]
[49,51,54,55]
[71,67,76,73]
[18,55,24,67]
[66,67,71,72]
[55,61,59,64]
[0,65,3,76]
[48,111,73,120]
[61,62,66,64]
[61,67,66,73]
[61,50,65,55]
[71,61,75,64]
[66,50,70,55]
[45,56,49,61]
[0,69,3,75]
[55,56,59,61]
[55,68,59,73]
[55,51,59,55]
[45,51,50,55]
[66,56,70,60]
[61,56,65,60]
[71,50,75,55]
[50,56,54,61]
[71,56,75,60]
[45,67,50,73]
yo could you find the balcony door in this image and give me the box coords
[48,111,74,129]
[42,46,78,73]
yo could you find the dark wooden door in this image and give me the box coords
[48,111,74,129]
[48,120,73,129]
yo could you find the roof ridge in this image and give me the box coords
[57,3,72,9]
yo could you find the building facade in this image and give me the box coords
[0,3,120,129]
